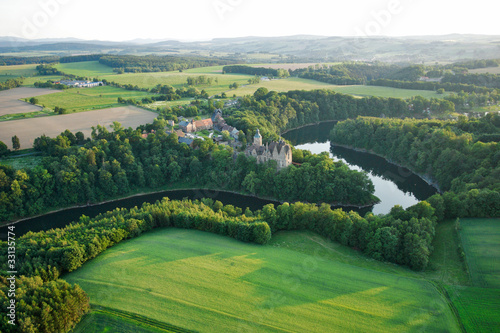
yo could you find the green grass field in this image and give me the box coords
[0,64,38,82]
[33,86,154,113]
[65,228,459,333]
[56,61,116,77]
[459,218,500,289]
[447,218,500,333]
[446,286,500,333]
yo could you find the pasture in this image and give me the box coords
[33,86,154,113]
[65,228,459,333]
[0,105,156,149]
[459,218,500,289]
[0,87,59,116]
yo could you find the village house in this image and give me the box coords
[179,118,213,133]
[245,129,292,170]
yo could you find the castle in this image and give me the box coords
[245,129,292,170]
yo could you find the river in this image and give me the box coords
[0,121,437,240]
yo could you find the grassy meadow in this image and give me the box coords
[65,228,459,333]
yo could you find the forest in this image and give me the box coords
[330,115,500,219]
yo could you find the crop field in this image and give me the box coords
[0,105,156,149]
[65,228,459,333]
[33,86,154,113]
[459,218,500,288]
[0,87,59,116]
[0,64,38,81]
[446,285,500,333]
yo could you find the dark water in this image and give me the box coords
[1,121,437,240]
[283,122,437,214]
[0,189,279,240]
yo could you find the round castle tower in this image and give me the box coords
[254,128,262,146]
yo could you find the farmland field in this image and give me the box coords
[0,87,59,116]
[448,218,500,333]
[446,286,500,333]
[56,61,115,77]
[65,228,459,333]
[250,63,340,70]
[33,86,154,113]
[0,105,156,149]
[0,64,38,81]
[459,218,500,289]
[53,61,449,100]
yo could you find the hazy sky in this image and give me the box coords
[1,0,499,41]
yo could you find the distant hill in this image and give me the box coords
[1,34,500,63]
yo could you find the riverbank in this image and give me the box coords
[330,142,443,193]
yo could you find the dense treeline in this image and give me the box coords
[0,78,23,91]
[441,73,500,89]
[0,55,59,66]
[0,276,89,332]
[59,54,103,63]
[330,116,500,218]
[0,120,376,222]
[99,55,235,73]
[223,65,289,78]
[368,78,497,94]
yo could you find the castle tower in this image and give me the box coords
[254,128,262,146]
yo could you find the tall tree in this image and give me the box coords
[11,135,20,151]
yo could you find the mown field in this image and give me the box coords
[65,228,459,333]
[33,86,154,113]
